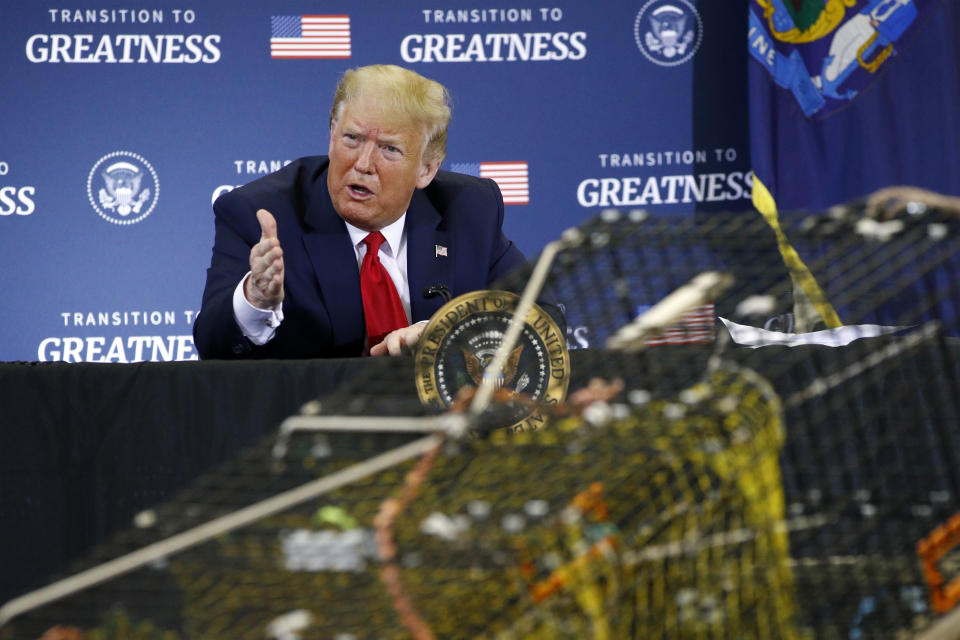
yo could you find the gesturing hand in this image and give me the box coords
[244,209,285,309]
[369,322,427,357]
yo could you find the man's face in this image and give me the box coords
[327,94,439,231]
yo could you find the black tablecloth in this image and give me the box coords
[0,358,371,603]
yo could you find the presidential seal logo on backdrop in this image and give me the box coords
[634,0,703,66]
[415,290,569,432]
[87,151,159,225]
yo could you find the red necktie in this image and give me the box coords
[360,231,408,349]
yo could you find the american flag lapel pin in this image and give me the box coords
[435,244,448,257]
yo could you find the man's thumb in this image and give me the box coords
[256,209,278,240]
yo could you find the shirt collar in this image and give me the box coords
[344,213,407,257]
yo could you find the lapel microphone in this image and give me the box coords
[423,284,452,302]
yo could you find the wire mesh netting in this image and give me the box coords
[4,202,960,639]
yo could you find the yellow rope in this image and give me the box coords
[752,176,842,329]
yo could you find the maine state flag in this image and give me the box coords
[747,0,960,329]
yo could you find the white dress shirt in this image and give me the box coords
[233,214,411,345]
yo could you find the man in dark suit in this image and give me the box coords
[193,65,526,359]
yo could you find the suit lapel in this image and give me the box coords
[407,189,452,322]
[301,169,365,350]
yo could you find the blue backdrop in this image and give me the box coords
[0,0,777,362]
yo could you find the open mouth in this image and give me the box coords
[348,184,373,197]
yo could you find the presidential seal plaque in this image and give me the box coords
[415,290,570,432]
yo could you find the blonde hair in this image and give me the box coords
[329,65,452,164]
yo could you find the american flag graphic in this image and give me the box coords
[270,15,351,59]
[449,161,529,205]
[642,303,716,346]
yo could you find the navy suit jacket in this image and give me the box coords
[193,156,526,359]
